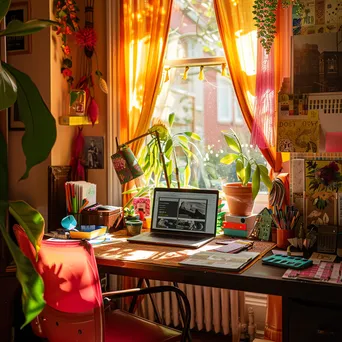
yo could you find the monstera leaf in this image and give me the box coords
[3,63,56,180]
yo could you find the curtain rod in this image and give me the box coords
[164,56,226,68]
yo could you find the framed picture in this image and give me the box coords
[5,1,32,55]
[83,136,104,169]
[8,101,24,130]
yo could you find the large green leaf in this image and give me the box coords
[220,153,239,165]
[0,131,7,201]
[0,61,17,110]
[184,163,191,187]
[244,162,251,185]
[252,166,261,200]
[9,201,45,256]
[3,63,57,180]
[0,19,57,37]
[0,201,45,329]
[0,0,10,23]
[223,133,241,153]
[259,164,272,189]
[164,139,173,159]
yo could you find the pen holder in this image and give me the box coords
[277,229,295,250]
[68,212,82,227]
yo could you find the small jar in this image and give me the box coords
[126,220,143,236]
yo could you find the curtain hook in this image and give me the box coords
[182,66,189,80]
[198,66,204,80]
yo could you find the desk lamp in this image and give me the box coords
[111,130,170,187]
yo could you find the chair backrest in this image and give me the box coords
[13,225,104,342]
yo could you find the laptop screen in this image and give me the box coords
[151,188,219,235]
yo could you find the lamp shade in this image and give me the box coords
[111,146,144,184]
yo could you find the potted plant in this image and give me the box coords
[124,205,140,222]
[123,112,201,207]
[0,0,57,327]
[220,130,272,216]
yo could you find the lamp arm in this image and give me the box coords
[118,131,152,148]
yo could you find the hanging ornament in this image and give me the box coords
[182,66,189,80]
[198,66,204,80]
[221,63,228,77]
[54,0,80,87]
[87,97,99,125]
[76,27,97,50]
[70,127,85,181]
[164,68,170,83]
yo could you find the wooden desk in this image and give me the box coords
[95,232,342,342]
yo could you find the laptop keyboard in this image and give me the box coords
[148,232,205,242]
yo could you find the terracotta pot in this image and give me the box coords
[222,183,254,216]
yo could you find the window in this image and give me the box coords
[151,0,268,191]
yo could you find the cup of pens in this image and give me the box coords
[277,228,295,249]
[273,205,299,249]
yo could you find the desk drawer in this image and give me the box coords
[289,299,342,342]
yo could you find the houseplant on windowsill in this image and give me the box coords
[220,130,272,216]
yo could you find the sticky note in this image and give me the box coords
[325,132,342,152]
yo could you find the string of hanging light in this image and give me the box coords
[164,57,230,81]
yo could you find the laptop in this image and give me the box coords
[127,188,219,248]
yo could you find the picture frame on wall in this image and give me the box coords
[5,1,32,55]
[8,101,25,131]
[83,136,104,169]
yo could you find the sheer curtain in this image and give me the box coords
[119,0,173,204]
[213,0,283,172]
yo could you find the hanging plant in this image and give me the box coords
[54,0,80,86]
[252,0,303,54]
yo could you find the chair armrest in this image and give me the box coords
[102,285,191,340]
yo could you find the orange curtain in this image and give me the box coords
[213,0,282,172]
[119,0,173,204]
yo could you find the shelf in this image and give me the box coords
[59,116,99,126]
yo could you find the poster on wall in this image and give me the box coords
[5,1,32,55]
[305,160,342,226]
[292,32,342,94]
[293,0,342,35]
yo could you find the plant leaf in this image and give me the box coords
[220,153,239,165]
[9,201,45,256]
[168,112,175,127]
[259,164,272,189]
[184,163,191,187]
[0,19,57,37]
[222,133,241,153]
[184,132,201,141]
[0,61,17,110]
[252,166,260,200]
[164,139,173,159]
[3,63,57,180]
[245,162,251,185]
[178,135,188,144]
[0,201,45,329]
[236,159,245,183]
[0,0,10,23]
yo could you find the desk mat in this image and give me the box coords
[94,232,276,274]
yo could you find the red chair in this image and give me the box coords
[13,225,191,342]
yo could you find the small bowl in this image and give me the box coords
[126,220,143,236]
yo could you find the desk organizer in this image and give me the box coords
[262,255,313,269]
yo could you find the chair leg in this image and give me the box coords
[128,278,144,313]
[173,282,192,342]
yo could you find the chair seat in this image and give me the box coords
[105,309,182,342]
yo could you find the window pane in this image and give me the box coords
[147,0,268,192]
[166,0,224,59]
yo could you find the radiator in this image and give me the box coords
[109,276,246,340]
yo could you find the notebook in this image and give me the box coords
[127,188,219,248]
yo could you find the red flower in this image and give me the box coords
[76,28,97,49]
[63,45,71,55]
[62,68,72,77]
[65,26,72,35]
